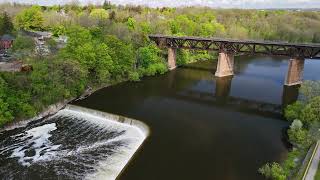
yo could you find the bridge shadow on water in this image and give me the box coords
[73,56,313,180]
[177,58,300,119]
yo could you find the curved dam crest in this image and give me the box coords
[0,105,150,180]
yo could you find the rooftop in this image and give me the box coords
[1,34,15,41]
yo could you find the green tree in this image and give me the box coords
[300,81,320,102]
[90,9,109,20]
[300,97,320,126]
[52,25,66,37]
[60,26,113,83]
[284,102,304,121]
[103,0,112,10]
[259,163,287,180]
[109,11,116,21]
[287,120,311,148]
[15,5,44,30]
[11,35,35,59]
[127,17,136,30]
[137,44,167,76]
[0,12,14,35]
[103,35,135,78]
[0,77,13,127]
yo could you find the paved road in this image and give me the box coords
[305,142,320,180]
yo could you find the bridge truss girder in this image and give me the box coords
[150,36,320,59]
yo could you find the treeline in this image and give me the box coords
[2,2,320,42]
[259,81,320,180]
[1,2,320,127]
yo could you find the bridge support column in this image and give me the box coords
[285,58,305,86]
[215,52,234,77]
[168,48,177,70]
[282,85,300,107]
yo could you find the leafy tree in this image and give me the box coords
[11,35,35,59]
[300,97,320,126]
[0,12,14,35]
[60,26,113,83]
[109,11,116,21]
[90,9,108,20]
[103,0,112,10]
[300,81,320,102]
[0,76,13,127]
[127,17,136,30]
[169,15,196,36]
[15,5,44,30]
[284,102,304,121]
[287,120,311,148]
[137,44,167,76]
[103,35,135,78]
[52,25,66,37]
[259,163,287,180]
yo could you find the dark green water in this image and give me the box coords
[73,56,320,180]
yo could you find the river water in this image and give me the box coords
[73,56,320,180]
[0,106,148,180]
[1,56,320,180]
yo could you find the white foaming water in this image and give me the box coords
[10,123,60,166]
[60,106,149,180]
[2,105,149,180]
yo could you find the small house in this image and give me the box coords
[0,34,14,49]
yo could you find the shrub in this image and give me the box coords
[128,71,140,82]
[284,102,304,121]
[287,120,311,148]
[300,97,320,126]
[259,163,287,180]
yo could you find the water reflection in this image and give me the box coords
[73,56,320,180]
[215,76,233,102]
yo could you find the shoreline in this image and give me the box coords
[0,81,119,132]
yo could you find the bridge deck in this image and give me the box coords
[149,35,320,48]
[149,34,320,59]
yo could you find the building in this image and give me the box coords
[0,34,14,49]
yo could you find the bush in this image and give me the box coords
[284,102,304,121]
[15,5,44,30]
[128,71,140,82]
[287,120,311,148]
[137,44,168,76]
[259,162,287,180]
[300,81,320,102]
[300,97,320,126]
[142,63,167,76]
[0,76,14,127]
[12,35,35,52]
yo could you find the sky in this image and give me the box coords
[1,0,320,9]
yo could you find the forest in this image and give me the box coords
[1,2,320,179]
[1,1,320,128]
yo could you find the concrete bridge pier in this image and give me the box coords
[215,52,234,77]
[282,85,300,107]
[285,58,305,86]
[168,47,177,70]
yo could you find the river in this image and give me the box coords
[1,56,320,179]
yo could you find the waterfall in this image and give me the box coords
[0,105,149,180]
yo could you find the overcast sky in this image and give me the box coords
[1,0,320,9]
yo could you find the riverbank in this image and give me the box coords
[303,141,320,180]
[0,81,119,131]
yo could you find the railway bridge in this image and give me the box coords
[149,35,320,86]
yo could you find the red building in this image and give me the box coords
[0,34,14,49]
